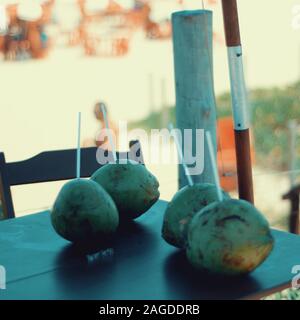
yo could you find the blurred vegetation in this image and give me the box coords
[130,81,300,171]
[265,288,300,300]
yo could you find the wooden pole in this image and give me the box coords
[172,10,217,188]
[288,120,297,187]
[221,0,254,203]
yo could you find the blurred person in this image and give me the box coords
[17,1,47,59]
[0,4,8,56]
[5,22,23,61]
[2,1,49,60]
[4,1,21,60]
[83,101,119,149]
[36,1,56,53]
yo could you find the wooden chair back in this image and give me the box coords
[0,140,143,219]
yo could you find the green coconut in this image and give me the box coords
[186,199,274,276]
[51,179,119,247]
[162,183,230,249]
[91,160,160,221]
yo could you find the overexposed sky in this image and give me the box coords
[211,0,300,90]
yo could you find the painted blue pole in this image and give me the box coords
[172,10,217,189]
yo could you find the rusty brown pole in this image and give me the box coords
[221,0,254,203]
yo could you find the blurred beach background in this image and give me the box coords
[0,0,300,230]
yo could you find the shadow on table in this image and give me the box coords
[54,220,156,298]
[54,243,115,296]
[163,250,261,300]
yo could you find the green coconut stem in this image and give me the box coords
[76,112,81,179]
[169,123,193,187]
[206,131,223,202]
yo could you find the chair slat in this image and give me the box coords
[7,147,100,185]
[0,152,16,219]
[0,141,144,219]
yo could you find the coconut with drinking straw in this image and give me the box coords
[51,112,119,247]
[186,132,274,275]
[162,125,230,249]
[91,104,160,222]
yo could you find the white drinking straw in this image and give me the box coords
[76,112,81,179]
[206,131,223,202]
[169,123,193,187]
[100,104,117,163]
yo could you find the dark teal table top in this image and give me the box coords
[0,200,300,300]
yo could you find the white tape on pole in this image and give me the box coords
[227,46,249,131]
